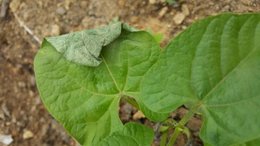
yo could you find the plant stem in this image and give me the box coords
[166,103,202,146]
[160,131,169,146]
[166,127,181,146]
[179,107,196,126]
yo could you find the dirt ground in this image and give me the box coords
[0,0,259,146]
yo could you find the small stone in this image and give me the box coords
[149,0,156,4]
[50,24,60,36]
[0,0,9,18]
[80,1,88,8]
[56,7,66,15]
[118,0,125,7]
[187,117,202,132]
[130,16,139,23]
[18,81,26,88]
[29,90,34,97]
[173,13,186,24]
[181,4,190,16]
[222,5,231,11]
[11,116,17,123]
[133,111,145,120]
[34,97,41,105]
[23,130,34,139]
[0,134,13,145]
[241,0,251,5]
[40,124,48,136]
[10,0,21,12]
[0,111,4,120]
[29,76,35,86]
[1,103,10,117]
[65,0,72,10]
[158,7,168,18]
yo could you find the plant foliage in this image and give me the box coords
[34,13,260,146]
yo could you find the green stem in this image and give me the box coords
[166,127,182,146]
[178,107,196,126]
[160,131,168,146]
[166,103,201,146]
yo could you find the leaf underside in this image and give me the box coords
[140,14,260,146]
[46,22,136,67]
[34,13,260,146]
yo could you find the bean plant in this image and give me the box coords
[34,13,260,146]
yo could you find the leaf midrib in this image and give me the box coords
[101,55,122,93]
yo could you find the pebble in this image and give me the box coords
[80,1,88,8]
[130,16,139,23]
[133,111,145,120]
[118,0,125,7]
[241,0,251,5]
[34,96,41,105]
[23,130,34,139]
[18,81,26,88]
[50,24,60,36]
[158,7,168,18]
[0,111,4,120]
[149,0,156,4]
[9,0,21,12]
[187,117,202,132]
[65,0,72,10]
[0,0,9,18]
[1,103,10,117]
[56,7,66,15]
[29,90,34,97]
[29,76,35,86]
[173,13,186,24]
[181,4,190,16]
[0,134,13,145]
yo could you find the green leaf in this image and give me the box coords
[98,123,154,146]
[34,29,160,145]
[140,13,260,146]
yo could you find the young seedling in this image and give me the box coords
[34,13,260,146]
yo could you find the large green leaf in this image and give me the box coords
[34,30,160,145]
[140,13,260,146]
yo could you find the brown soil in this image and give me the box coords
[0,0,259,146]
